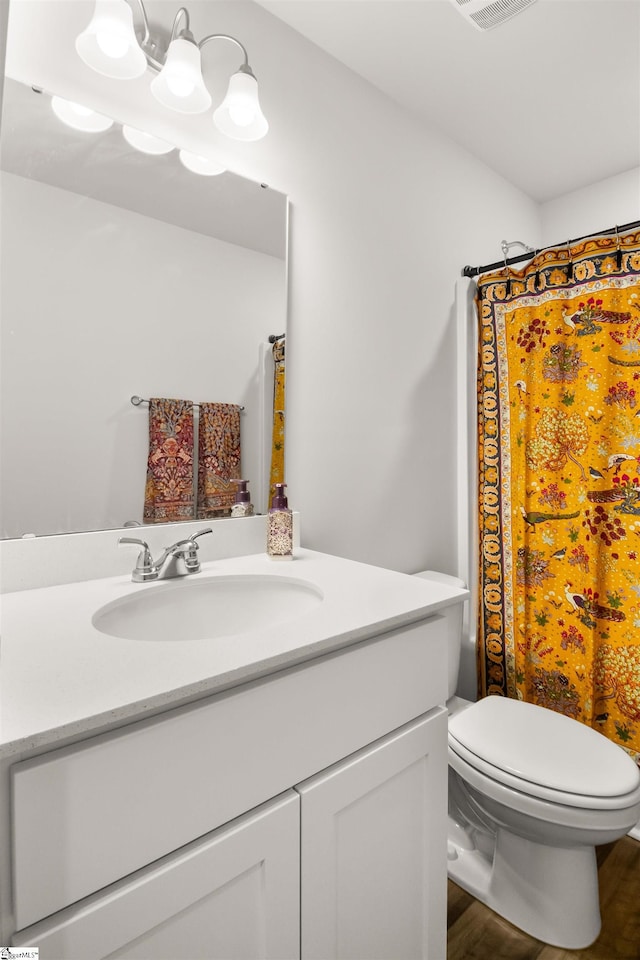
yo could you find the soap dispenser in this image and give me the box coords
[231,479,254,517]
[267,483,293,560]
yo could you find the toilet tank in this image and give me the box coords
[414,570,466,701]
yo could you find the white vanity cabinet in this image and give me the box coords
[299,711,447,960]
[8,616,450,959]
[12,791,301,960]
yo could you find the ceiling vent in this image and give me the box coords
[447,0,538,31]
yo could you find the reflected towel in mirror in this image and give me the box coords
[197,403,242,518]
[143,398,195,523]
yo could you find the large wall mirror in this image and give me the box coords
[0,67,288,540]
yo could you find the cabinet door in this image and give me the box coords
[12,791,300,960]
[298,709,448,960]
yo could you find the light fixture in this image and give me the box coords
[75,0,269,140]
[150,36,211,114]
[213,65,268,142]
[51,96,114,132]
[122,125,175,154]
[178,150,226,176]
[75,0,147,79]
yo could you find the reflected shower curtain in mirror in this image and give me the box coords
[269,336,286,504]
[477,230,640,765]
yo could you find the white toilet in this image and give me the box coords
[416,570,640,950]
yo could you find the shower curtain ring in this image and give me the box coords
[615,225,622,271]
[503,252,511,298]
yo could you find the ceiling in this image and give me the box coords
[257,0,640,203]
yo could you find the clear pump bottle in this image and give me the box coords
[267,483,293,559]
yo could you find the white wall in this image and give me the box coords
[2,0,542,574]
[0,172,285,538]
[540,167,640,244]
[0,0,8,127]
[211,3,542,575]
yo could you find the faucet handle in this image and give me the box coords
[191,528,213,544]
[177,528,213,573]
[170,528,213,553]
[118,535,150,551]
[118,536,156,581]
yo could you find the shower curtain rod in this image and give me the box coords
[462,217,640,279]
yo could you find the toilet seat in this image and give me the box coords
[448,737,640,811]
[448,696,640,810]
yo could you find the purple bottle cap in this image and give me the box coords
[271,482,288,508]
[233,479,250,503]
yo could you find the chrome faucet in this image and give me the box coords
[118,528,213,582]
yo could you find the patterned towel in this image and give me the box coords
[143,398,195,523]
[197,403,242,518]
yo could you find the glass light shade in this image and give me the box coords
[75,0,147,80]
[213,70,268,142]
[179,151,226,176]
[150,38,212,114]
[122,125,175,155]
[51,96,114,132]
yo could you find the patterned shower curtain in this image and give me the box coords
[477,229,640,764]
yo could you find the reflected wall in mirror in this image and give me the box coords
[0,77,288,539]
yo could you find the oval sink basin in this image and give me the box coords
[92,575,324,642]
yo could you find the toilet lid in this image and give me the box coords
[448,696,640,798]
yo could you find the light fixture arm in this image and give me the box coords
[123,0,193,71]
[198,33,250,71]
[126,0,151,47]
[122,3,250,75]
[170,7,191,42]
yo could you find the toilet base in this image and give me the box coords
[448,819,601,949]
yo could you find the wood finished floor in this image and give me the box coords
[446,837,640,960]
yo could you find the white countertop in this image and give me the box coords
[1,549,467,759]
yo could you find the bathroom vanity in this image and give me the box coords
[0,528,467,959]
